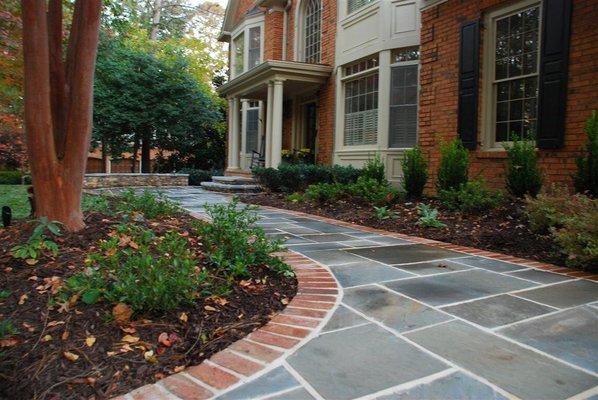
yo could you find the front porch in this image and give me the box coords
[217,60,333,174]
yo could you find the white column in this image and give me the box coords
[265,82,274,168]
[240,99,249,170]
[227,97,234,169]
[271,80,284,168]
[230,97,241,170]
[258,100,265,153]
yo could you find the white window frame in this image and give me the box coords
[388,58,419,149]
[230,18,265,80]
[481,0,542,150]
[294,0,323,63]
[346,0,378,16]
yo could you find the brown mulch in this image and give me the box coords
[0,213,297,400]
[241,193,569,268]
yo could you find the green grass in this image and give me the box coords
[0,185,30,219]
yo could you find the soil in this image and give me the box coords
[241,193,570,268]
[0,212,297,400]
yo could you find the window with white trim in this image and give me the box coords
[347,0,376,14]
[303,0,322,63]
[490,3,540,143]
[248,27,261,70]
[233,33,245,77]
[230,22,263,79]
[245,101,260,153]
[343,56,379,146]
[389,47,419,148]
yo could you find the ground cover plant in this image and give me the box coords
[0,184,30,219]
[0,190,296,399]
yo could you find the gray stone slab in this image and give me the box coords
[341,239,382,248]
[441,294,554,328]
[288,324,448,400]
[331,262,414,287]
[456,256,525,272]
[406,321,598,400]
[280,226,322,235]
[384,270,537,306]
[301,233,356,242]
[506,269,573,284]
[295,220,361,234]
[300,249,367,266]
[256,218,295,225]
[263,387,316,400]
[347,244,464,265]
[360,235,413,245]
[499,306,598,373]
[216,366,299,400]
[393,259,474,276]
[267,233,314,245]
[376,372,509,400]
[515,280,598,308]
[288,242,349,253]
[321,305,369,332]
[344,286,451,332]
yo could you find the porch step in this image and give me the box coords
[200,176,262,193]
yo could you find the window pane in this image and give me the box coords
[245,108,259,153]
[304,0,322,63]
[248,27,261,70]
[233,33,244,76]
[347,0,375,14]
[344,72,379,146]
[391,47,420,63]
[389,65,418,148]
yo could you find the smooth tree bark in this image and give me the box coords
[21,0,102,231]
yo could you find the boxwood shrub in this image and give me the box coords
[253,164,362,193]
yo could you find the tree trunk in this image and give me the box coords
[141,135,151,173]
[131,136,140,173]
[21,0,101,232]
[149,0,163,41]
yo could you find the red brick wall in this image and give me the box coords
[419,0,598,191]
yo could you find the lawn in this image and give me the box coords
[0,185,30,219]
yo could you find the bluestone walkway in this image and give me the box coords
[107,187,598,400]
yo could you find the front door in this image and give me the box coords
[303,102,317,160]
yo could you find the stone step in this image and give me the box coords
[200,181,261,193]
[212,175,256,185]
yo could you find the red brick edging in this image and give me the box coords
[256,205,598,282]
[117,251,340,400]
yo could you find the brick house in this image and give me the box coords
[218,0,596,188]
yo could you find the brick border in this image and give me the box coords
[116,251,340,400]
[256,205,598,282]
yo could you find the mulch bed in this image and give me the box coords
[241,193,569,268]
[0,212,297,400]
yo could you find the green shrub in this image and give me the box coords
[526,185,592,233]
[116,189,180,219]
[81,194,111,213]
[362,155,386,184]
[347,176,401,206]
[65,223,208,315]
[286,192,304,203]
[573,111,598,197]
[330,164,362,184]
[304,182,345,204]
[373,206,396,221]
[0,171,24,185]
[252,166,283,191]
[11,217,62,260]
[179,168,214,186]
[437,139,469,192]
[253,164,362,193]
[199,199,292,277]
[503,135,542,198]
[417,204,447,228]
[439,180,504,213]
[401,147,428,198]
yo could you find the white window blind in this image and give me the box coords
[344,73,379,146]
[389,64,418,148]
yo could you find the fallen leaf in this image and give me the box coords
[121,334,139,344]
[281,298,289,305]
[119,344,134,353]
[28,276,38,281]
[144,350,158,364]
[204,305,217,312]
[85,336,96,347]
[41,334,53,342]
[112,303,133,324]
[62,330,70,340]
[158,332,171,347]
[25,259,38,266]
[179,312,188,323]
[0,338,19,347]
[106,351,117,356]
[120,326,137,334]
[18,294,28,305]
[211,297,228,306]
[63,351,79,362]
[22,322,35,332]
[173,365,185,373]
[47,320,65,327]
[239,280,251,287]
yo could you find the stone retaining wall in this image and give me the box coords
[83,173,189,189]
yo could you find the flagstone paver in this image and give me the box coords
[106,188,598,400]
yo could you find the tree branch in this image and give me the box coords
[47,0,67,160]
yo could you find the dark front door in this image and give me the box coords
[304,102,317,155]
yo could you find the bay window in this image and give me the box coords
[343,56,379,146]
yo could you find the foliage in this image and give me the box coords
[437,139,469,192]
[362,155,386,184]
[416,204,447,228]
[64,224,208,315]
[503,135,543,198]
[526,185,591,233]
[178,168,214,186]
[81,194,111,213]
[286,193,304,203]
[116,189,180,219]
[0,118,27,170]
[253,164,362,193]
[0,170,25,185]
[439,180,504,213]
[0,319,17,339]
[199,199,292,278]
[0,185,29,219]
[374,206,396,221]
[401,147,428,198]
[346,176,401,206]
[574,111,598,197]
[11,217,62,260]
[303,183,346,204]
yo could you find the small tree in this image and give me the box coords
[21,0,102,231]
[437,139,469,192]
[574,111,598,197]
[503,135,543,198]
[401,147,428,198]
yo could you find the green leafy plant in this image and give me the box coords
[0,290,10,300]
[503,134,543,198]
[347,176,401,206]
[416,203,447,228]
[253,164,362,193]
[525,185,577,233]
[11,217,62,260]
[81,194,110,213]
[373,206,396,221]
[437,139,469,192]
[199,199,293,278]
[303,182,345,204]
[0,319,17,339]
[401,147,428,198]
[286,193,304,203]
[362,154,386,184]
[179,168,214,186]
[0,170,25,185]
[116,189,180,219]
[574,111,598,197]
[439,180,504,213]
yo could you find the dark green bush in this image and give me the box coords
[347,176,401,206]
[439,180,504,213]
[116,189,181,219]
[179,168,214,186]
[253,164,362,193]
[574,111,598,197]
[437,139,469,192]
[503,135,542,198]
[0,170,24,185]
[330,164,362,184]
[362,155,386,184]
[303,183,345,204]
[401,147,428,198]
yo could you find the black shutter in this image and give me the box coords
[457,21,480,150]
[537,0,572,149]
